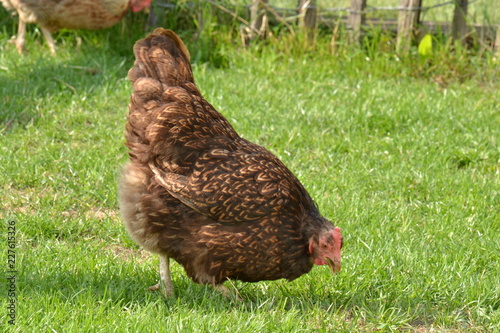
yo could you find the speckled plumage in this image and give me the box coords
[119,29,342,296]
[1,0,150,53]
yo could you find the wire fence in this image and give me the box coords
[287,0,480,12]
[151,0,499,52]
[261,1,463,12]
[155,0,492,22]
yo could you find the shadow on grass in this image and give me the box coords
[19,260,352,314]
[0,50,127,130]
[0,13,151,131]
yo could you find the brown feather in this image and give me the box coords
[119,28,341,288]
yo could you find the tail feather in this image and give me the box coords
[128,28,193,86]
[125,28,195,164]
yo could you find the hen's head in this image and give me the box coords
[308,227,342,273]
[131,0,152,12]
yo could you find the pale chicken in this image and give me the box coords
[1,0,151,54]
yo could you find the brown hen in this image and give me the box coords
[1,0,151,54]
[119,28,343,298]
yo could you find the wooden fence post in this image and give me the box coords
[298,0,317,30]
[249,0,269,39]
[495,23,500,55]
[147,0,168,28]
[396,0,423,54]
[452,0,469,43]
[348,0,367,44]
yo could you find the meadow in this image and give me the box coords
[0,3,499,332]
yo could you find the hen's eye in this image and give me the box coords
[321,243,328,249]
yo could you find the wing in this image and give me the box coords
[150,146,315,224]
[132,84,241,171]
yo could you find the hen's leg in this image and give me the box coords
[149,254,174,297]
[15,19,26,54]
[40,27,56,54]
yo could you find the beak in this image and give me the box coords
[325,257,341,274]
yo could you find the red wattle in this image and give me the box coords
[314,258,326,265]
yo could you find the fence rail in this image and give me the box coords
[152,0,500,53]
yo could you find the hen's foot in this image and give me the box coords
[215,284,243,302]
[149,282,174,297]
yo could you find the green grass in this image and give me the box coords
[1,6,499,333]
